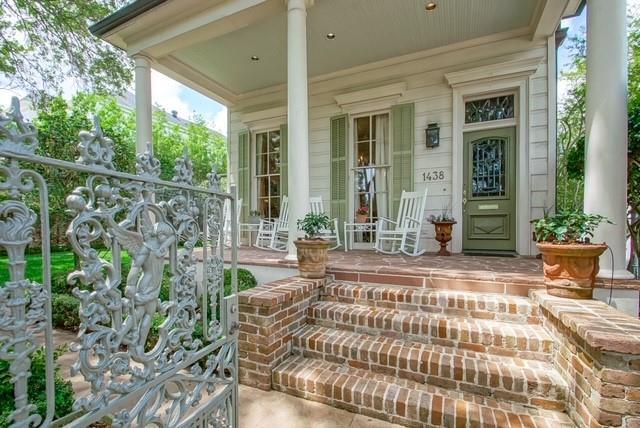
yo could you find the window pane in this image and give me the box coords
[465,95,515,124]
[256,154,268,176]
[270,197,280,218]
[471,137,507,197]
[356,142,370,166]
[258,198,270,218]
[257,177,269,198]
[268,152,280,174]
[269,176,280,196]
[269,130,281,152]
[256,132,267,155]
[356,117,370,141]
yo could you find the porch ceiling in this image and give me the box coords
[174,0,539,94]
[95,0,577,103]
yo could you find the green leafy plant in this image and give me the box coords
[429,204,455,223]
[297,213,331,239]
[0,346,75,426]
[51,293,81,331]
[533,211,610,243]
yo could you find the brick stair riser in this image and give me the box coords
[291,332,566,410]
[322,285,540,324]
[307,306,553,362]
[273,358,575,428]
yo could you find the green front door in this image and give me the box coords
[463,127,516,252]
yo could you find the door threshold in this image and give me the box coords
[462,250,517,258]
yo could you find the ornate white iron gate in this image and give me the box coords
[0,98,239,427]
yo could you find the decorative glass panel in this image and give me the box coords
[471,137,507,197]
[465,95,515,124]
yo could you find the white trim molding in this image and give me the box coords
[334,82,406,115]
[240,106,287,131]
[449,74,535,255]
[444,56,544,88]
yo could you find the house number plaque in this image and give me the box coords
[422,169,446,182]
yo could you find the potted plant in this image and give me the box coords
[248,210,261,224]
[533,211,610,299]
[294,213,332,279]
[355,206,369,223]
[429,207,456,256]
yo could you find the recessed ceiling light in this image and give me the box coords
[326,33,336,40]
[425,2,437,11]
[251,55,260,61]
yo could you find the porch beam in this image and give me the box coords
[126,0,283,58]
[584,0,633,279]
[134,54,153,154]
[530,0,569,40]
[285,0,313,259]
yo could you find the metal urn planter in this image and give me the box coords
[432,220,456,256]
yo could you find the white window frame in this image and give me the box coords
[252,128,282,220]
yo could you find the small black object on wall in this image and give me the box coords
[425,123,439,148]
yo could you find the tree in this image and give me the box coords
[0,0,132,103]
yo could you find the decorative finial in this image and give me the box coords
[76,115,115,169]
[172,147,194,185]
[0,96,39,155]
[135,142,161,178]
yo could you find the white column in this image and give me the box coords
[134,55,153,154]
[584,0,633,279]
[285,0,313,259]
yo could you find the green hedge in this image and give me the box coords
[51,293,81,332]
[0,346,75,426]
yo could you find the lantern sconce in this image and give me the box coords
[425,123,440,148]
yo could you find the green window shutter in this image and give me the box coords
[330,114,348,236]
[391,103,415,216]
[280,124,288,197]
[237,130,251,222]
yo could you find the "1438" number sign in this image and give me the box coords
[422,170,446,182]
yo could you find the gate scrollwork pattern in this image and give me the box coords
[0,97,238,427]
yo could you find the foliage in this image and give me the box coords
[0,0,132,103]
[533,211,610,244]
[0,346,75,425]
[429,204,455,223]
[51,293,81,331]
[297,213,331,239]
[224,268,258,294]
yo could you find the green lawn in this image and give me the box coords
[0,250,131,285]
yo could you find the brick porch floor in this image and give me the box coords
[223,247,640,296]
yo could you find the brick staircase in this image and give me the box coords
[271,281,574,427]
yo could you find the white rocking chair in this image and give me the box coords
[255,196,289,251]
[309,196,341,250]
[374,187,428,256]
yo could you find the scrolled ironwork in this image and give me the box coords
[0,98,238,427]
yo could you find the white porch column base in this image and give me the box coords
[285,0,313,259]
[598,268,635,280]
[134,55,153,154]
[584,0,632,279]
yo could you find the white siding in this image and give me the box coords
[228,36,554,255]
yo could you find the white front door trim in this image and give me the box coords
[451,77,531,255]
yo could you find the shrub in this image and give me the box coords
[224,268,257,295]
[0,346,75,426]
[533,211,611,243]
[51,294,80,332]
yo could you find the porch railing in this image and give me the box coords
[0,97,238,427]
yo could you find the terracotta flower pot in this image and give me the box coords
[536,242,608,299]
[432,221,456,256]
[356,214,368,223]
[294,239,331,279]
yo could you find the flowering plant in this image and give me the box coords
[356,206,369,216]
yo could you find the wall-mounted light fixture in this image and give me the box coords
[425,123,440,148]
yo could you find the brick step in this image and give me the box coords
[307,302,553,361]
[322,282,540,324]
[272,356,575,428]
[292,325,567,410]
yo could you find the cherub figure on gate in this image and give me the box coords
[108,208,176,354]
